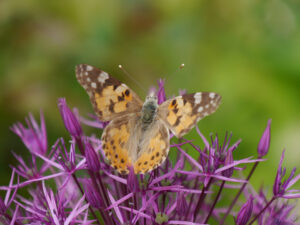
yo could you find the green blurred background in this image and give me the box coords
[0,0,299,195]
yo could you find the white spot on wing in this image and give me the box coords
[197,106,204,112]
[115,85,126,94]
[209,93,216,99]
[86,65,93,71]
[196,117,202,123]
[98,72,109,83]
[91,82,97,89]
[194,93,202,104]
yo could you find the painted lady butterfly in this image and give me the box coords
[76,64,221,174]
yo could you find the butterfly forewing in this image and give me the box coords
[76,64,143,121]
[158,92,221,138]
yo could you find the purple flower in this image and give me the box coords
[0,169,18,216]
[78,112,109,129]
[248,186,299,224]
[2,79,300,225]
[127,166,139,193]
[54,138,77,172]
[273,150,300,199]
[0,197,6,215]
[176,192,188,217]
[82,179,104,209]
[11,112,47,155]
[157,78,166,104]
[84,139,100,172]
[257,119,271,158]
[58,98,82,138]
[236,196,253,225]
[222,149,234,178]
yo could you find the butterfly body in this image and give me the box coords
[76,64,221,174]
[141,94,158,130]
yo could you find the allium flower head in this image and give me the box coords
[273,150,300,199]
[11,112,47,155]
[1,79,300,225]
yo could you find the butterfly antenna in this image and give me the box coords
[118,65,147,94]
[167,63,186,77]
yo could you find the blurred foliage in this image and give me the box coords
[0,0,299,193]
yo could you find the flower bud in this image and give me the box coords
[176,192,188,217]
[82,179,103,209]
[236,196,253,225]
[85,139,100,172]
[222,150,234,178]
[257,119,271,158]
[58,98,82,138]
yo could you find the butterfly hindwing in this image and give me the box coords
[158,92,221,138]
[102,113,169,174]
[101,114,136,175]
[133,120,169,174]
[76,64,143,121]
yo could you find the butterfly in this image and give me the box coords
[76,64,221,174]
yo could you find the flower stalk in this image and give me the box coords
[204,180,225,224]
